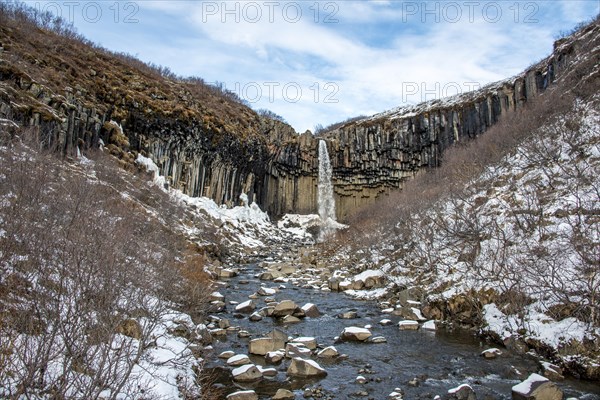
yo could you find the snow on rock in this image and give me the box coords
[340,327,372,341]
[135,154,313,250]
[422,320,437,331]
[512,373,563,399]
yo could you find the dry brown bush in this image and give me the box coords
[0,128,214,398]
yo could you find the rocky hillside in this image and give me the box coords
[321,18,600,380]
[2,4,599,221]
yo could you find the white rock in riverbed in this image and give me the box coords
[398,320,419,331]
[218,350,235,359]
[232,364,262,382]
[341,327,372,341]
[291,336,317,350]
[227,354,251,366]
[235,300,255,313]
[317,346,339,358]
[512,373,563,400]
[226,390,258,400]
[287,357,327,377]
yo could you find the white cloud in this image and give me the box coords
[28,0,599,132]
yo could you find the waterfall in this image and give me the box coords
[318,140,337,241]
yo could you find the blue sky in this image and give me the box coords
[26,1,600,132]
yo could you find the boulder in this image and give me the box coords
[448,384,476,400]
[249,312,263,322]
[232,364,263,382]
[273,388,295,400]
[227,354,251,366]
[257,365,278,377]
[338,311,359,319]
[218,350,235,359]
[481,348,502,359]
[258,286,277,296]
[282,315,301,324]
[340,327,372,342]
[398,320,419,331]
[249,338,280,356]
[226,390,258,400]
[291,336,318,350]
[235,300,255,313]
[265,350,285,363]
[285,342,312,358]
[317,346,339,358]
[273,300,298,317]
[512,373,563,400]
[287,357,327,378]
[422,320,437,331]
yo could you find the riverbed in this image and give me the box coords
[204,260,600,399]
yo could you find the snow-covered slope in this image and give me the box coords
[332,95,600,375]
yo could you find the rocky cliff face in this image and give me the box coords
[270,23,592,220]
[1,10,597,221]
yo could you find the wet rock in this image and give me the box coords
[398,320,419,331]
[235,300,256,313]
[226,390,258,400]
[287,357,327,378]
[258,286,278,296]
[232,364,263,382]
[237,330,251,338]
[422,320,437,331]
[380,319,393,325]
[340,327,372,342]
[316,345,340,358]
[210,291,225,301]
[393,306,426,321]
[328,277,340,291]
[273,388,295,399]
[218,318,231,329]
[370,336,387,344]
[218,350,235,359]
[338,311,359,319]
[249,338,281,356]
[273,300,298,317]
[356,375,367,384]
[448,384,476,400]
[257,365,278,377]
[291,336,318,350]
[266,350,285,363]
[249,312,263,322]
[286,342,312,358]
[217,267,238,278]
[512,373,563,400]
[541,362,564,381]
[227,354,251,366]
[282,315,301,324]
[481,348,502,359]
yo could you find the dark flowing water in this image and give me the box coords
[205,262,600,399]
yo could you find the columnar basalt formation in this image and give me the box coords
[1,17,596,220]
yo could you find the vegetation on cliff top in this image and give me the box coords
[0,1,288,140]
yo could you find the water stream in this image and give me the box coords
[205,261,600,399]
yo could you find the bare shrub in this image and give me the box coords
[0,132,213,398]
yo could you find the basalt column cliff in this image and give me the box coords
[0,14,596,220]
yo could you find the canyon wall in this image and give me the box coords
[0,21,593,221]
